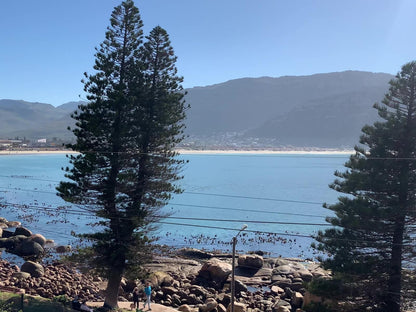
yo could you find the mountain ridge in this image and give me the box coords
[0,71,394,148]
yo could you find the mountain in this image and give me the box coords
[0,71,393,148]
[185,71,393,148]
[0,100,81,140]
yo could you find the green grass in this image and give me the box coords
[0,292,75,312]
[0,291,135,312]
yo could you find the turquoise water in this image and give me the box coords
[0,153,348,259]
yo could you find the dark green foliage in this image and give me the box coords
[313,61,416,312]
[56,0,187,308]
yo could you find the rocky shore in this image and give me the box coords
[0,218,331,311]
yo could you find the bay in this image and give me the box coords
[0,152,348,259]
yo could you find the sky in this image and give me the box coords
[1,0,416,106]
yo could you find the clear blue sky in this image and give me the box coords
[1,0,415,106]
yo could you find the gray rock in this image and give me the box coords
[238,255,264,269]
[14,240,44,257]
[178,304,193,312]
[29,234,46,247]
[21,261,44,278]
[199,298,218,312]
[55,245,71,253]
[199,258,232,285]
[12,272,31,280]
[14,227,32,237]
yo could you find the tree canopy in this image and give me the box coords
[57,0,188,308]
[313,61,416,312]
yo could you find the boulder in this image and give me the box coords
[217,303,227,312]
[29,234,46,247]
[272,300,291,312]
[226,302,246,312]
[3,235,26,250]
[238,254,263,269]
[273,265,294,275]
[14,227,32,237]
[271,285,284,295]
[2,230,14,238]
[178,304,193,312]
[234,279,248,293]
[55,245,71,253]
[199,258,232,285]
[14,240,44,258]
[21,261,44,278]
[178,248,214,259]
[150,271,174,287]
[12,272,31,280]
[6,221,21,228]
[199,298,218,312]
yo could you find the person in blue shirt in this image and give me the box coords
[144,281,152,310]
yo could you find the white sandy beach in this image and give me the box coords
[176,149,354,155]
[0,149,355,156]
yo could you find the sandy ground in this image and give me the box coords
[86,301,178,311]
[0,149,354,155]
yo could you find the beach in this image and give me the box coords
[0,148,355,156]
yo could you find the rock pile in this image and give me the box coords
[138,249,331,312]
[0,216,331,311]
[0,258,102,301]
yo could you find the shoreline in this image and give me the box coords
[0,148,354,156]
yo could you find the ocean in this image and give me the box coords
[0,152,349,259]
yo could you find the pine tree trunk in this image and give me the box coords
[386,216,405,312]
[104,266,124,309]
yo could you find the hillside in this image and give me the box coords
[0,71,393,148]
[185,71,393,148]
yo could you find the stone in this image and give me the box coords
[238,254,264,269]
[12,272,31,280]
[21,261,44,278]
[14,227,32,237]
[6,221,21,228]
[273,265,294,275]
[151,271,174,287]
[162,286,178,296]
[271,285,284,295]
[14,240,44,257]
[55,245,71,253]
[234,279,248,293]
[199,258,232,284]
[272,300,291,312]
[179,248,214,259]
[29,234,47,247]
[226,302,246,312]
[178,304,193,312]
[273,277,292,289]
[199,298,218,312]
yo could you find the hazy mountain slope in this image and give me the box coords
[0,99,75,139]
[185,71,392,139]
[0,71,394,148]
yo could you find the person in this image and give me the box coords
[144,281,152,310]
[132,286,140,311]
[80,300,94,312]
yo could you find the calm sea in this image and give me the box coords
[0,153,349,259]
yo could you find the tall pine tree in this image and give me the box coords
[57,1,187,309]
[313,61,416,312]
